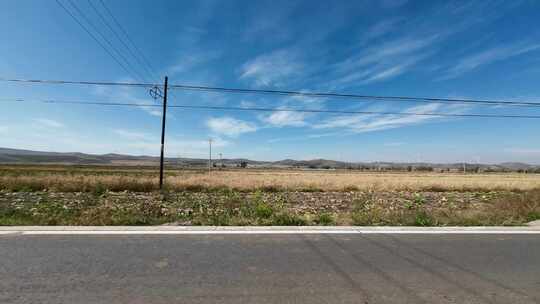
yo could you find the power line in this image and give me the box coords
[55,0,138,80]
[89,0,163,84]
[4,98,540,119]
[86,0,153,83]
[60,0,167,105]
[57,0,147,82]
[97,0,161,81]
[2,77,540,108]
[94,0,180,105]
[0,78,156,87]
[169,84,540,108]
[66,0,148,82]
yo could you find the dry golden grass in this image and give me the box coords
[172,170,540,191]
[1,166,540,192]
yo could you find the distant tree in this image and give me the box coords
[240,161,248,168]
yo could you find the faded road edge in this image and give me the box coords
[1,226,540,235]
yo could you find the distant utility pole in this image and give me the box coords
[219,153,223,168]
[158,76,168,189]
[208,138,213,173]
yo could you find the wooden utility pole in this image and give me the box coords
[208,138,213,173]
[159,76,168,189]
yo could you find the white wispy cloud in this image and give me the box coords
[313,103,468,133]
[360,61,414,84]
[443,42,540,79]
[168,51,220,75]
[206,117,257,137]
[240,49,302,87]
[33,118,64,128]
[361,18,403,42]
[239,100,256,107]
[333,35,439,87]
[261,110,308,127]
[287,94,325,105]
[338,35,438,71]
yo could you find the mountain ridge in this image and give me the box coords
[0,147,538,170]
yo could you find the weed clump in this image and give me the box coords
[314,213,334,225]
[255,203,273,219]
[271,212,307,226]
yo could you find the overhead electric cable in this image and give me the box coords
[87,0,154,83]
[97,0,161,81]
[4,98,540,119]
[55,0,139,80]
[57,0,147,82]
[0,78,156,88]
[2,77,540,108]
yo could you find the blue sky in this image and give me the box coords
[1,0,540,163]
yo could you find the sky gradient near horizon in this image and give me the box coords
[1,0,540,163]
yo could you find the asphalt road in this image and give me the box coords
[1,234,539,304]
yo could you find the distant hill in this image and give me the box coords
[0,147,539,172]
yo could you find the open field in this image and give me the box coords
[2,165,540,192]
[1,165,539,226]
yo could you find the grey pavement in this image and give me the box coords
[1,233,539,303]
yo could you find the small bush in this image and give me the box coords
[352,198,371,212]
[351,208,386,225]
[272,213,306,226]
[343,185,359,192]
[255,203,273,218]
[526,212,540,222]
[92,183,107,196]
[314,213,334,225]
[413,211,435,226]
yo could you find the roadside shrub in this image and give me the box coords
[314,213,334,225]
[486,189,540,224]
[413,211,435,226]
[352,196,372,212]
[0,205,35,225]
[351,208,386,225]
[272,212,306,226]
[255,203,273,218]
[526,211,540,222]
